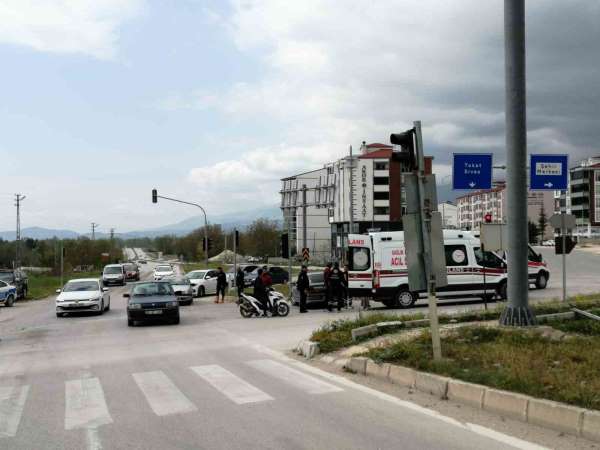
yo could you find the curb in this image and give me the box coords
[340,357,600,443]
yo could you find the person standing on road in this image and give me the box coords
[342,264,351,308]
[296,265,310,313]
[215,267,227,304]
[235,268,245,300]
[328,262,343,312]
[253,268,269,316]
[323,262,332,309]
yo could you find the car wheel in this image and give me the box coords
[239,304,254,318]
[98,301,104,315]
[5,295,14,307]
[395,289,416,308]
[128,319,134,327]
[535,272,548,289]
[497,281,507,300]
[172,316,180,325]
[56,312,64,318]
[276,302,290,317]
[21,286,28,299]
[105,298,110,311]
[198,287,205,298]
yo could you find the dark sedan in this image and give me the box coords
[124,281,180,327]
[292,272,327,306]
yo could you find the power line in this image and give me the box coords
[91,222,100,240]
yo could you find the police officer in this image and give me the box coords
[235,267,245,300]
[296,265,310,313]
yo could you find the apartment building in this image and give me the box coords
[559,156,600,237]
[457,182,554,239]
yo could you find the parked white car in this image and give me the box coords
[55,278,110,317]
[184,269,219,297]
[154,264,175,280]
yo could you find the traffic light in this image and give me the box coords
[152,189,158,203]
[390,128,416,170]
[484,213,492,223]
[280,233,289,257]
[555,235,577,255]
[203,237,213,252]
[234,229,240,248]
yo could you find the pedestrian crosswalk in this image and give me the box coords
[0,359,343,440]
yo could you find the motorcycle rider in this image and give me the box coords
[328,262,343,312]
[296,265,310,313]
[253,268,269,316]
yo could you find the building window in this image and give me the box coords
[374,162,389,170]
[373,177,389,185]
[374,207,389,215]
[374,191,389,200]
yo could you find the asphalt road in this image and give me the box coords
[0,258,596,449]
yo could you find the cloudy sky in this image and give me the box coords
[1,0,598,233]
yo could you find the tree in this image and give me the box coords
[537,204,548,243]
[241,219,280,257]
[528,221,539,244]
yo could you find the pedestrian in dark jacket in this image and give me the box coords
[261,266,273,289]
[215,267,227,303]
[323,263,332,307]
[296,265,310,313]
[253,268,269,315]
[328,262,343,312]
[235,268,245,299]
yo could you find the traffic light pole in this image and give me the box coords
[500,0,535,326]
[561,215,567,302]
[153,193,209,268]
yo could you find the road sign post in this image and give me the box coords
[302,247,310,262]
[529,154,568,190]
[452,153,493,190]
[394,122,447,361]
[550,213,576,302]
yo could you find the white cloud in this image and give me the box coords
[0,0,144,59]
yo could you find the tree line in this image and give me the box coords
[0,237,122,274]
[124,218,282,262]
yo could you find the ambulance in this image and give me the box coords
[347,230,549,308]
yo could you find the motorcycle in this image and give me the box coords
[239,288,290,318]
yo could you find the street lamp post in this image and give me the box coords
[151,190,209,268]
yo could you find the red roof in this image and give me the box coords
[366,143,392,149]
[359,148,393,159]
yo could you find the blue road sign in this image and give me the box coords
[452,153,493,190]
[530,154,568,190]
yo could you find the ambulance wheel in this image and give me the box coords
[395,289,416,308]
[497,281,507,300]
[535,272,548,289]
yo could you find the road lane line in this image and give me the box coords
[246,359,343,395]
[190,365,273,405]
[132,371,197,416]
[65,378,112,430]
[245,342,549,450]
[0,385,29,438]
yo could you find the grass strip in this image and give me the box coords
[365,325,600,411]
[27,271,102,300]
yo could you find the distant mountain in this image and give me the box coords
[0,227,80,241]
[0,207,283,241]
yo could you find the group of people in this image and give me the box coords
[296,262,350,313]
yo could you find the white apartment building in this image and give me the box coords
[438,202,458,228]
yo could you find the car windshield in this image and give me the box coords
[0,272,13,282]
[104,266,122,274]
[185,271,206,279]
[169,278,190,285]
[63,281,99,292]
[124,264,137,271]
[132,283,173,297]
[156,266,172,272]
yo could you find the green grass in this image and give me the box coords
[549,308,600,336]
[310,294,600,354]
[27,271,102,300]
[366,325,600,410]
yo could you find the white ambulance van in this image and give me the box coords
[348,230,509,308]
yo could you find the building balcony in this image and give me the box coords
[373,170,389,177]
[373,200,390,207]
[373,215,390,221]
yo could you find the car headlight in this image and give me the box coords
[128,303,142,310]
[90,297,100,302]
[167,301,178,308]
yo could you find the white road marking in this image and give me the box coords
[132,371,197,416]
[65,378,112,430]
[190,365,273,405]
[0,385,29,438]
[246,342,549,450]
[86,428,103,450]
[246,359,343,395]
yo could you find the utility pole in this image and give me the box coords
[302,184,307,251]
[500,0,535,326]
[60,242,64,288]
[110,228,115,240]
[91,222,99,241]
[349,145,354,260]
[14,194,26,268]
[233,229,237,287]
[287,210,293,299]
